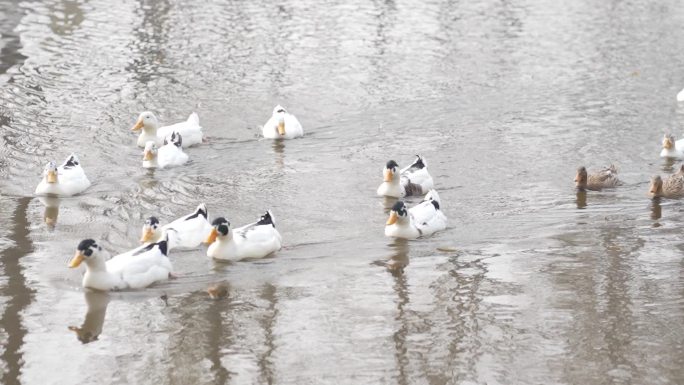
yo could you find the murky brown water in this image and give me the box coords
[2,0,684,384]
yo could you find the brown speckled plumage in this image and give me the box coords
[575,164,621,191]
[649,170,684,199]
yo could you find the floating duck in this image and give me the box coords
[205,211,282,261]
[377,155,434,198]
[131,111,203,147]
[574,165,621,191]
[142,132,189,169]
[140,203,212,250]
[35,153,91,196]
[68,236,173,291]
[385,190,447,239]
[649,166,684,199]
[262,105,304,139]
[660,134,684,158]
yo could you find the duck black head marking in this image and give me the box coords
[391,201,407,217]
[146,216,160,226]
[386,160,399,170]
[212,217,230,235]
[256,211,274,227]
[77,239,97,256]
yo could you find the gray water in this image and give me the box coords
[1,0,684,384]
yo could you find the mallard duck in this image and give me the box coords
[35,153,91,196]
[376,155,434,198]
[262,105,304,139]
[574,165,621,191]
[385,189,447,239]
[205,210,282,261]
[131,111,203,148]
[140,203,212,250]
[142,132,189,169]
[68,236,173,291]
[660,134,684,158]
[649,166,684,199]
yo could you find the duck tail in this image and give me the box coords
[187,112,200,126]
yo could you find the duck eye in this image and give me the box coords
[84,248,93,257]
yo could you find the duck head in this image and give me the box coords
[574,166,588,190]
[140,216,161,243]
[272,105,287,136]
[386,201,409,225]
[383,160,399,183]
[131,111,159,132]
[663,134,675,150]
[43,161,58,184]
[649,175,663,198]
[69,239,104,268]
[205,217,230,244]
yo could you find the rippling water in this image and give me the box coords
[2,0,684,384]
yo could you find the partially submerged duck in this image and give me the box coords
[131,111,203,147]
[205,211,282,261]
[262,105,304,139]
[385,190,447,239]
[140,203,212,250]
[35,153,91,196]
[377,155,434,198]
[574,165,621,191]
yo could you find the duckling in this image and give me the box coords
[262,105,304,139]
[35,153,91,196]
[574,165,621,191]
[649,166,684,199]
[377,155,434,198]
[660,134,684,158]
[131,111,203,147]
[205,211,282,261]
[142,132,188,169]
[385,190,447,239]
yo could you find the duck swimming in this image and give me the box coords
[262,105,304,139]
[385,190,447,239]
[142,132,189,169]
[140,203,212,250]
[205,211,282,261]
[68,236,173,291]
[574,165,621,191]
[131,111,203,148]
[649,166,684,199]
[35,153,91,196]
[377,155,434,198]
[660,134,684,158]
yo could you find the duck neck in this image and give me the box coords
[84,257,108,273]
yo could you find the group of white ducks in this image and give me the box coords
[35,106,447,292]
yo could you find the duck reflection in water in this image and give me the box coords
[38,196,60,229]
[575,190,587,209]
[272,140,285,169]
[385,238,410,276]
[68,290,110,344]
[650,198,662,221]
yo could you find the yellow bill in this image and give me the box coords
[386,211,398,225]
[140,228,154,243]
[131,119,144,131]
[277,120,286,136]
[383,169,393,182]
[69,251,85,268]
[205,228,218,244]
[47,170,58,183]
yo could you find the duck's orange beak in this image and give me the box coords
[131,119,144,132]
[386,211,398,225]
[205,228,218,244]
[383,169,394,182]
[663,137,674,149]
[140,227,154,243]
[68,251,85,268]
[277,120,286,136]
[143,150,154,161]
[47,170,57,183]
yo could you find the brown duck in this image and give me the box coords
[575,165,621,191]
[649,165,684,199]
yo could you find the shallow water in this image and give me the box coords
[1,0,684,384]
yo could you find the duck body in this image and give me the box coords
[132,111,203,148]
[142,132,189,169]
[660,134,684,158]
[649,168,684,199]
[141,204,212,250]
[69,238,173,291]
[377,156,434,198]
[385,190,447,239]
[262,105,304,139]
[206,211,282,261]
[35,153,91,196]
[574,165,621,191]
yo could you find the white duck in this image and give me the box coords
[68,236,174,291]
[677,88,684,102]
[385,190,447,239]
[140,203,213,250]
[142,132,189,169]
[131,111,203,147]
[205,211,282,261]
[377,155,434,198]
[35,153,91,196]
[262,105,304,139]
[660,133,684,158]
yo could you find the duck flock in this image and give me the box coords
[35,106,447,291]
